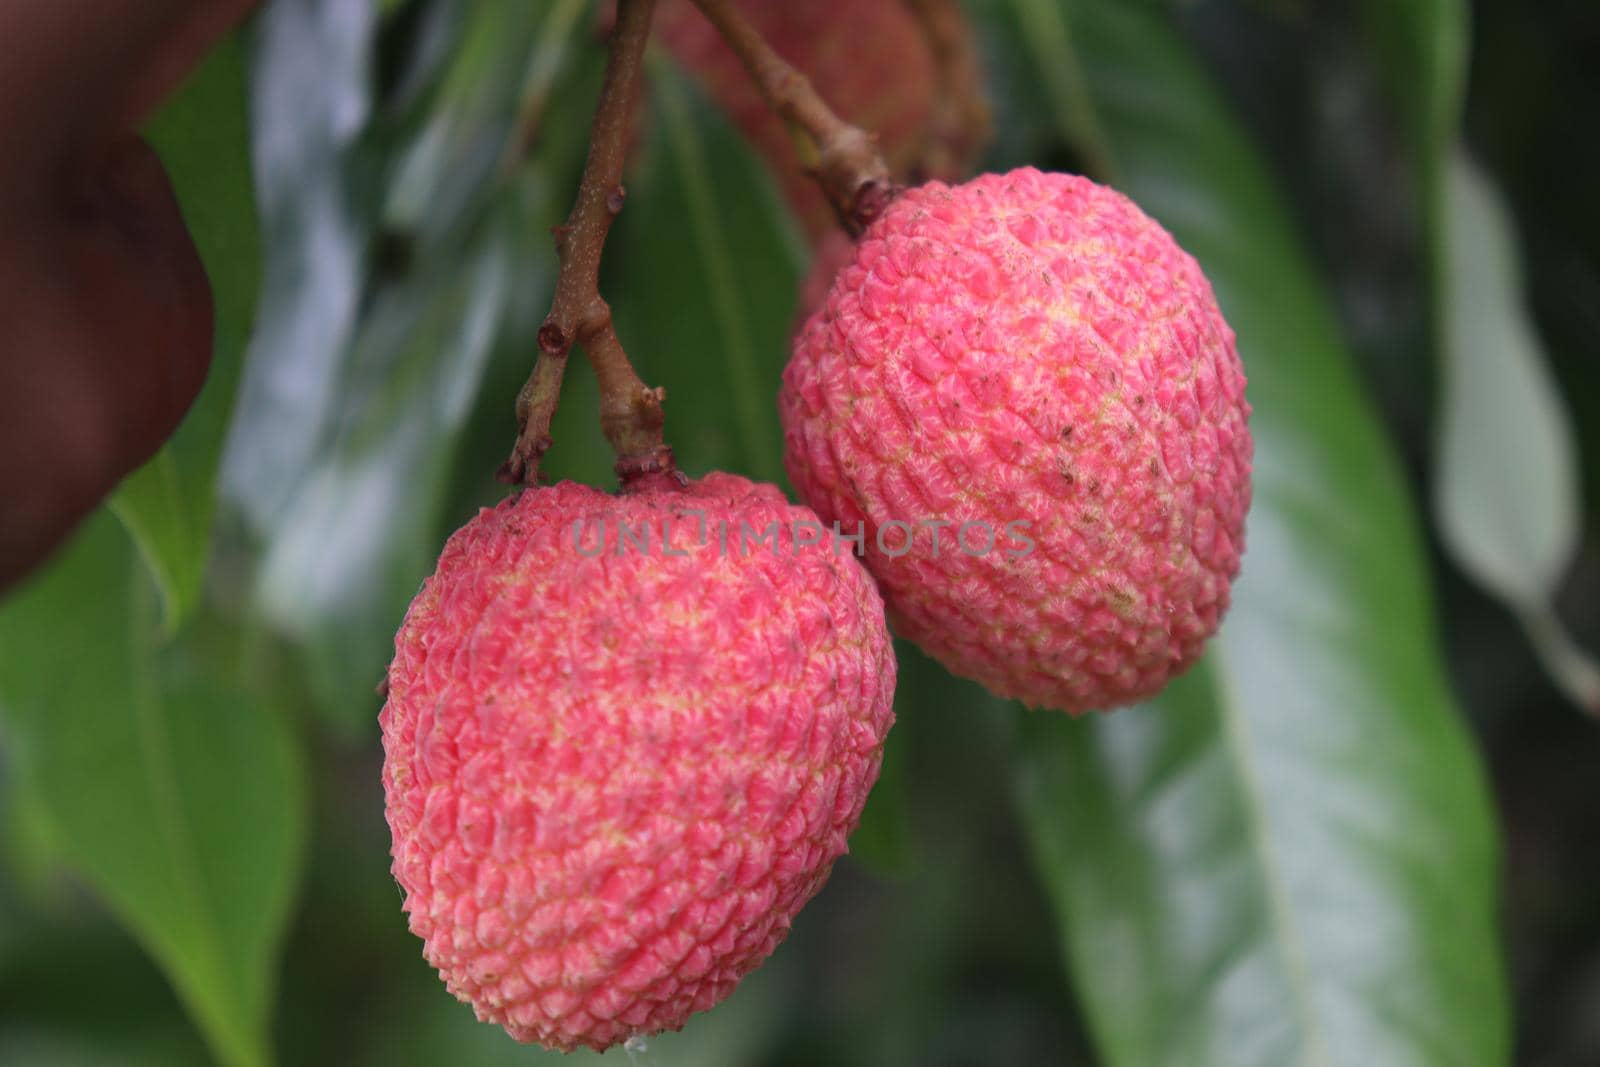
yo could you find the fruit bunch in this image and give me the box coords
[382,3,1251,1053]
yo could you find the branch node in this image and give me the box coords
[688,0,896,238]
[504,0,668,487]
[537,321,568,355]
[616,446,682,491]
[851,179,897,229]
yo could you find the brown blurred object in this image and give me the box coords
[0,0,257,594]
[655,0,990,240]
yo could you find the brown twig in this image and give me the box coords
[900,0,991,182]
[501,0,672,488]
[685,0,895,236]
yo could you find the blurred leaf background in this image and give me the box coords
[2,0,1598,1064]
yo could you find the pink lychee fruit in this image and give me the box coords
[380,473,896,1051]
[781,168,1253,713]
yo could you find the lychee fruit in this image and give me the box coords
[781,168,1253,713]
[380,473,895,1051]
[655,0,986,239]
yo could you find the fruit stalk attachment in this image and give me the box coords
[685,0,895,235]
[502,0,672,488]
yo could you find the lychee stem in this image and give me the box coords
[502,0,673,488]
[900,0,992,182]
[685,0,896,236]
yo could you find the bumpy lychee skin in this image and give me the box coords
[781,168,1253,713]
[380,473,895,1051]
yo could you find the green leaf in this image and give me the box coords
[1437,157,1579,605]
[227,2,585,732]
[1355,0,1596,710]
[1001,1,1510,1063]
[221,0,377,531]
[609,61,804,486]
[252,234,524,730]
[1,35,292,1058]
[0,516,307,1067]
[1435,155,1597,709]
[1355,0,1468,249]
[844,652,916,877]
[108,452,202,634]
[110,36,263,631]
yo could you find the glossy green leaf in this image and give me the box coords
[0,516,307,1067]
[110,36,262,630]
[252,231,524,728]
[221,0,377,531]
[225,2,589,731]
[1000,1,1510,1063]
[108,452,199,634]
